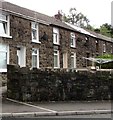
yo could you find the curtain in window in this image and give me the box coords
[0,22,7,34]
[32,55,37,68]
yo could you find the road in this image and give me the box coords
[2,98,112,119]
[2,114,112,120]
[34,113,112,118]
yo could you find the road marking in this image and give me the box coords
[7,98,57,113]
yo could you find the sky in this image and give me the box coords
[5,0,112,28]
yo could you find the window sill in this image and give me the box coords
[0,34,12,39]
[32,40,41,44]
[0,69,7,73]
[70,45,76,48]
[53,43,60,45]
[54,67,60,69]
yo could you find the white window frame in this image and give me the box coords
[31,22,40,43]
[0,13,12,38]
[103,43,106,53]
[63,52,68,68]
[70,32,76,48]
[53,27,59,45]
[0,44,9,72]
[32,48,39,68]
[70,52,76,68]
[111,45,113,54]
[17,46,26,67]
[54,49,60,68]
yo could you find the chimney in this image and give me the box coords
[54,10,62,21]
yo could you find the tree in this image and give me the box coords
[54,10,113,38]
[96,54,113,59]
[95,23,113,38]
[62,8,90,28]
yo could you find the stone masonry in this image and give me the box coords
[7,65,113,102]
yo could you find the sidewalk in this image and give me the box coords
[1,97,112,117]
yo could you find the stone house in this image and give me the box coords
[66,23,113,68]
[0,0,113,74]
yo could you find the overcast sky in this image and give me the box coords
[5,0,112,28]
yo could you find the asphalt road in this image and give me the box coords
[2,98,112,119]
[2,98,111,113]
[30,114,112,118]
[2,114,112,120]
[30,100,111,112]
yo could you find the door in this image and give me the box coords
[63,53,68,68]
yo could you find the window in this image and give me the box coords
[111,45,113,54]
[84,37,89,46]
[103,43,106,53]
[54,49,60,68]
[0,13,11,38]
[63,52,68,68]
[31,22,39,43]
[96,40,99,52]
[32,48,39,68]
[70,52,76,68]
[70,32,76,47]
[17,46,26,67]
[0,44,9,72]
[53,27,59,45]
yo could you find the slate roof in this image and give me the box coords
[85,29,113,43]
[0,0,113,42]
[65,22,96,37]
[0,0,75,31]
[66,22,113,43]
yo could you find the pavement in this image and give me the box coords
[1,97,113,118]
[0,86,113,118]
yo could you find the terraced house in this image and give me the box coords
[0,0,113,74]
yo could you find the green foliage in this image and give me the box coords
[96,54,113,69]
[100,23,113,38]
[94,23,113,38]
[96,54,113,59]
[60,8,113,38]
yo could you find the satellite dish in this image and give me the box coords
[41,32,48,41]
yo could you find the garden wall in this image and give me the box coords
[0,73,7,86]
[7,65,113,102]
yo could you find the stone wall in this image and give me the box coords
[0,14,113,70]
[7,65,113,102]
[76,32,113,68]
[0,73,7,86]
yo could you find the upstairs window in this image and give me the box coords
[103,43,106,53]
[111,45,113,54]
[53,27,59,45]
[84,37,89,46]
[70,32,76,48]
[31,22,39,43]
[0,14,10,37]
[96,40,99,52]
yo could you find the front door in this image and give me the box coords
[63,53,68,68]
